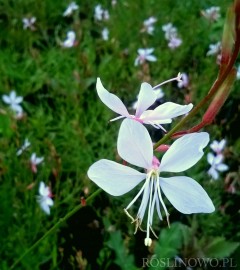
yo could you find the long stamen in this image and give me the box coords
[157,176,170,227]
[145,175,154,244]
[153,73,182,90]
[110,115,126,122]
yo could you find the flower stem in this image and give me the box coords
[154,17,240,149]
[10,188,102,269]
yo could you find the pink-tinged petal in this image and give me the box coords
[160,132,209,172]
[87,159,146,196]
[207,152,214,165]
[160,176,215,214]
[96,78,130,117]
[117,119,153,169]
[216,163,229,172]
[2,95,11,104]
[145,102,193,121]
[135,83,156,118]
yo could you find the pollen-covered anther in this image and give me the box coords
[144,237,152,247]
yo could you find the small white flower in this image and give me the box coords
[63,2,79,17]
[88,119,215,246]
[2,90,23,116]
[207,153,229,180]
[162,23,177,40]
[202,7,221,22]
[94,4,109,21]
[22,17,36,30]
[134,48,157,66]
[102,27,109,41]
[168,36,182,49]
[30,153,44,173]
[16,138,31,156]
[210,139,226,154]
[177,73,189,88]
[61,31,76,48]
[37,181,54,215]
[142,17,157,35]
[206,42,221,56]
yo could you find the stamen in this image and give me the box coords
[146,176,154,241]
[110,115,126,122]
[153,73,182,90]
[157,176,170,227]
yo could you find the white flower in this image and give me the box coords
[88,119,215,246]
[177,73,189,88]
[168,36,182,49]
[210,139,226,154]
[96,76,192,130]
[37,182,54,215]
[16,138,31,156]
[94,4,109,21]
[162,23,177,40]
[61,31,76,48]
[201,7,221,22]
[134,48,157,66]
[30,153,44,173]
[102,27,109,41]
[206,42,221,56]
[2,90,23,116]
[63,2,79,17]
[142,17,157,35]
[22,17,36,30]
[207,153,229,180]
[237,65,240,80]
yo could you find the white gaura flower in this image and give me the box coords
[37,181,54,215]
[16,138,31,156]
[61,31,76,48]
[177,73,189,88]
[102,27,109,41]
[142,17,157,35]
[96,76,192,130]
[22,17,36,30]
[206,42,221,56]
[2,90,23,116]
[134,48,157,66]
[63,2,79,17]
[168,36,182,49]
[210,139,226,154]
[94,4,109,21]
[207,153,229,180]
[162,23,177,40]
[88,119,215,246]
[201,7,221,22]
[30,153,44,173]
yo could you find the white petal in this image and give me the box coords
[207,152,214,165]
[2,95,11,104]
[39,200,51,215]
[146,55,157,62]
[160,132,209,172]
[96,78,130,117]
[14,96,23,104]
[219,139,226,151]
[135,82,156,118]
[39,182,49,196]
[140,110,172,124]
[45,197,54,206]
[9,91,17,101]
[216,163,229,172]
[160,176,215,214]
[117,119,153,169]
[87,159,146,196]
[146,102,193,121]
[208,167,219,180]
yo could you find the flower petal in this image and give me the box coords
[87,159,146,196]
[216,163,229,172]
[144,102,193,121]
[2,95,11,104]
[117,119,153,169]
[96,78,130,117]
[135,82,156,118]
[160,176,215,214]
[207,152,214,165]
[160,132,209,172]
